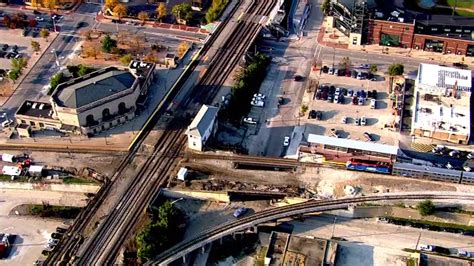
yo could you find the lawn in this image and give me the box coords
[62,176,98,184]
[445,0,474,8]
[28,204,82,219]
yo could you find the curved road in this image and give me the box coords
[152,192,474,265]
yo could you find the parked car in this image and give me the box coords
[309,110,317,119]
[253,93,265,100]
[361,116,367,126]
[341,116,347,124]
[356,72,364,79]
[358,97,365,106]
[1,119,13,128]
[36,16,45,21]
[364,132,373,141]
[51,232,63,239]
[351,70,358,78]
[352,96,358,105]
[233,207,249,218]
[446,162,454,169]
[372,90,378,99]
[327,94,334,102]
[315,111,322,120]
[376,217,388,223]
[333,68,339,75]
[56,227,68,234]
[467,152,474,159]
[335,87,341,97]
[355,117,361,126]
[457,249,474,258]
[418,244,435,252]
[370,99,376,109]
[449,150,460,157]
[328,67,334,75]
[337,94,344,104]
[251,100,264,107]
[348,89,354,97]
[360,64,369,69]
[243,117,257,125]
[322,66,329,73]
[329,128,340,138]
[283,136,290,146]
[315,90,322,100]
[1,44,8,51]
[294,75,303,81]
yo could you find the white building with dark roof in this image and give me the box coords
[15,61,155,136]
[411,63,472,144]
[186,105,219,151]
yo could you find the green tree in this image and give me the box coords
[388,63,404,76]
[369,64,378,74]
[321,0,331,15]
[417,200,435,216]
[40,28,50,40]
[67,65,79,77]
[156,3,167,21]
[300,104,308,115]
[101,34,117,53]
[50,72,65,91]
[172,3,193,24]
[205,0,228,23]
[30,40,41,53]
[11,58,27,71]
[8,68,20,81]
[119,54,133,65]
[78,64,94,76]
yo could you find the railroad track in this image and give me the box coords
[152,193,474,265]
[46,1,279,264]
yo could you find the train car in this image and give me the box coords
[346,158,392,174]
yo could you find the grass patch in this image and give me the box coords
[387,216,474,232]
[62,176,97,184]
[28,204,82,219]
[439,0,474,8]
[0,175,30,182]
[455,9,474,16]
[407,257,417,266]
[256,246,268,266]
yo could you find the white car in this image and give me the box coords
[370,99,376,109]
[250,100,264,107]
[341,116,347,124]
[418,244,435,252]
[36,16,44,21]
[48,238,59,246]
[243,117,257,125]
[253,93,266,100]
[467,153,474,159]
[1,119,12,128]
[335,87,341,97]
[328,68,334,75]
[360,116,367,126]
[283,136,290,146]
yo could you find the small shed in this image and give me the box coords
[2,166,21,176]
[28,165,45,177]
[177,167,188,181]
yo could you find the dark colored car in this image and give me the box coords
[51,232,63,239]
[367,90,373,98]
[372,90,378,99]
[329,86,336,95]
[327,94,334,102]
[352,96,358,105]
[322,65,329,73]
[337,94,344,104]
[294,75,303,81]
[351,70,358,78]
[321,85,329,93]
[56,227,68,234]
[309,110,317,119]
[33,10,41,15]
[315,90,321,100]
[1,44,8,51]
[364,132,373,141]
[316,111,322,120]
[322,91,328,100]
[233,207,249,218]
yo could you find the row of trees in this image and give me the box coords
[223,53,271,121]
[8,58,28,81]
[338,57,404,76]
[205,0,228,23]
[136,201,185,262]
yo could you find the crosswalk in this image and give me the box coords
[410,142,435,153]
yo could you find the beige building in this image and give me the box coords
[15,61,155,137]
[411,63,472,144]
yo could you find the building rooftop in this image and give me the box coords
[413,64,472,136]
[186,105,219,138]
[307,134,399,155]
[53,68,136,109]
[16,100,54,119]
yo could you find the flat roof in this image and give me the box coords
[307,134,399,155]
[186,105,219,138]
[16,100,54,119]
[418,63,472,91]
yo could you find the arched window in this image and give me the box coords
[118,102,127,115]
[86,114,95,126]
[102,108,111,120]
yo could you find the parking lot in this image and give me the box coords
[305,67,399,145]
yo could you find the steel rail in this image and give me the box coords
[152,193,474,264]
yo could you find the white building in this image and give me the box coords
[411,63,472,144]
[186,105,219,151]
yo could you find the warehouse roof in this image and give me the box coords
[307,134,399,155]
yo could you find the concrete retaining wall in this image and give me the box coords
[163,189,230,202]
[0,182,100,193]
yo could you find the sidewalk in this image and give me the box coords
[318,25,474,66]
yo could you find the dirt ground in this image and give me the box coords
[178,158,474,199]
[0,149,124,178]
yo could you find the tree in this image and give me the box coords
[156,3,167,22]
[119,54,133,65]
[113,4,127,20]
[300,104,308,115]
[40,28,50,40]
[67,65,80,77]
[83,44,100,59]
[101,34,117,53]
[138,11,149,25]
[43,0,56,12]
[11,58,27,71]
[205,0,228,23]
[321,0,331,15]
[369,64,378,74]
[50,72,65,91]
[30,41,41,53]
[105,0,118,10]
[339,56,351,70]
[172,3,193,24]
[78,64,94,76]
[176,41,189,58]
[8,68,20,81]
[388,63,404,76]
[417,200,435,216]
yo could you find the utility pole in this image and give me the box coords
[451,0,458,16]
[414,228,422,250]
[331,217,337,238]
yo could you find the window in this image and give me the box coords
[30,121,35,126]
[405,27,410,30]
[193,142,196,146]
[39,123,44,128]
[21,120,26,124]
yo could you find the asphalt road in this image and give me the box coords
[1,3,207,118]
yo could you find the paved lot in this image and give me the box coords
[0,189,87,265]
[306,72,399,145]
[290,214,474,266]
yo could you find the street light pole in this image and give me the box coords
[331,217,337,238]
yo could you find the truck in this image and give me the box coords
[1,154,15,163]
